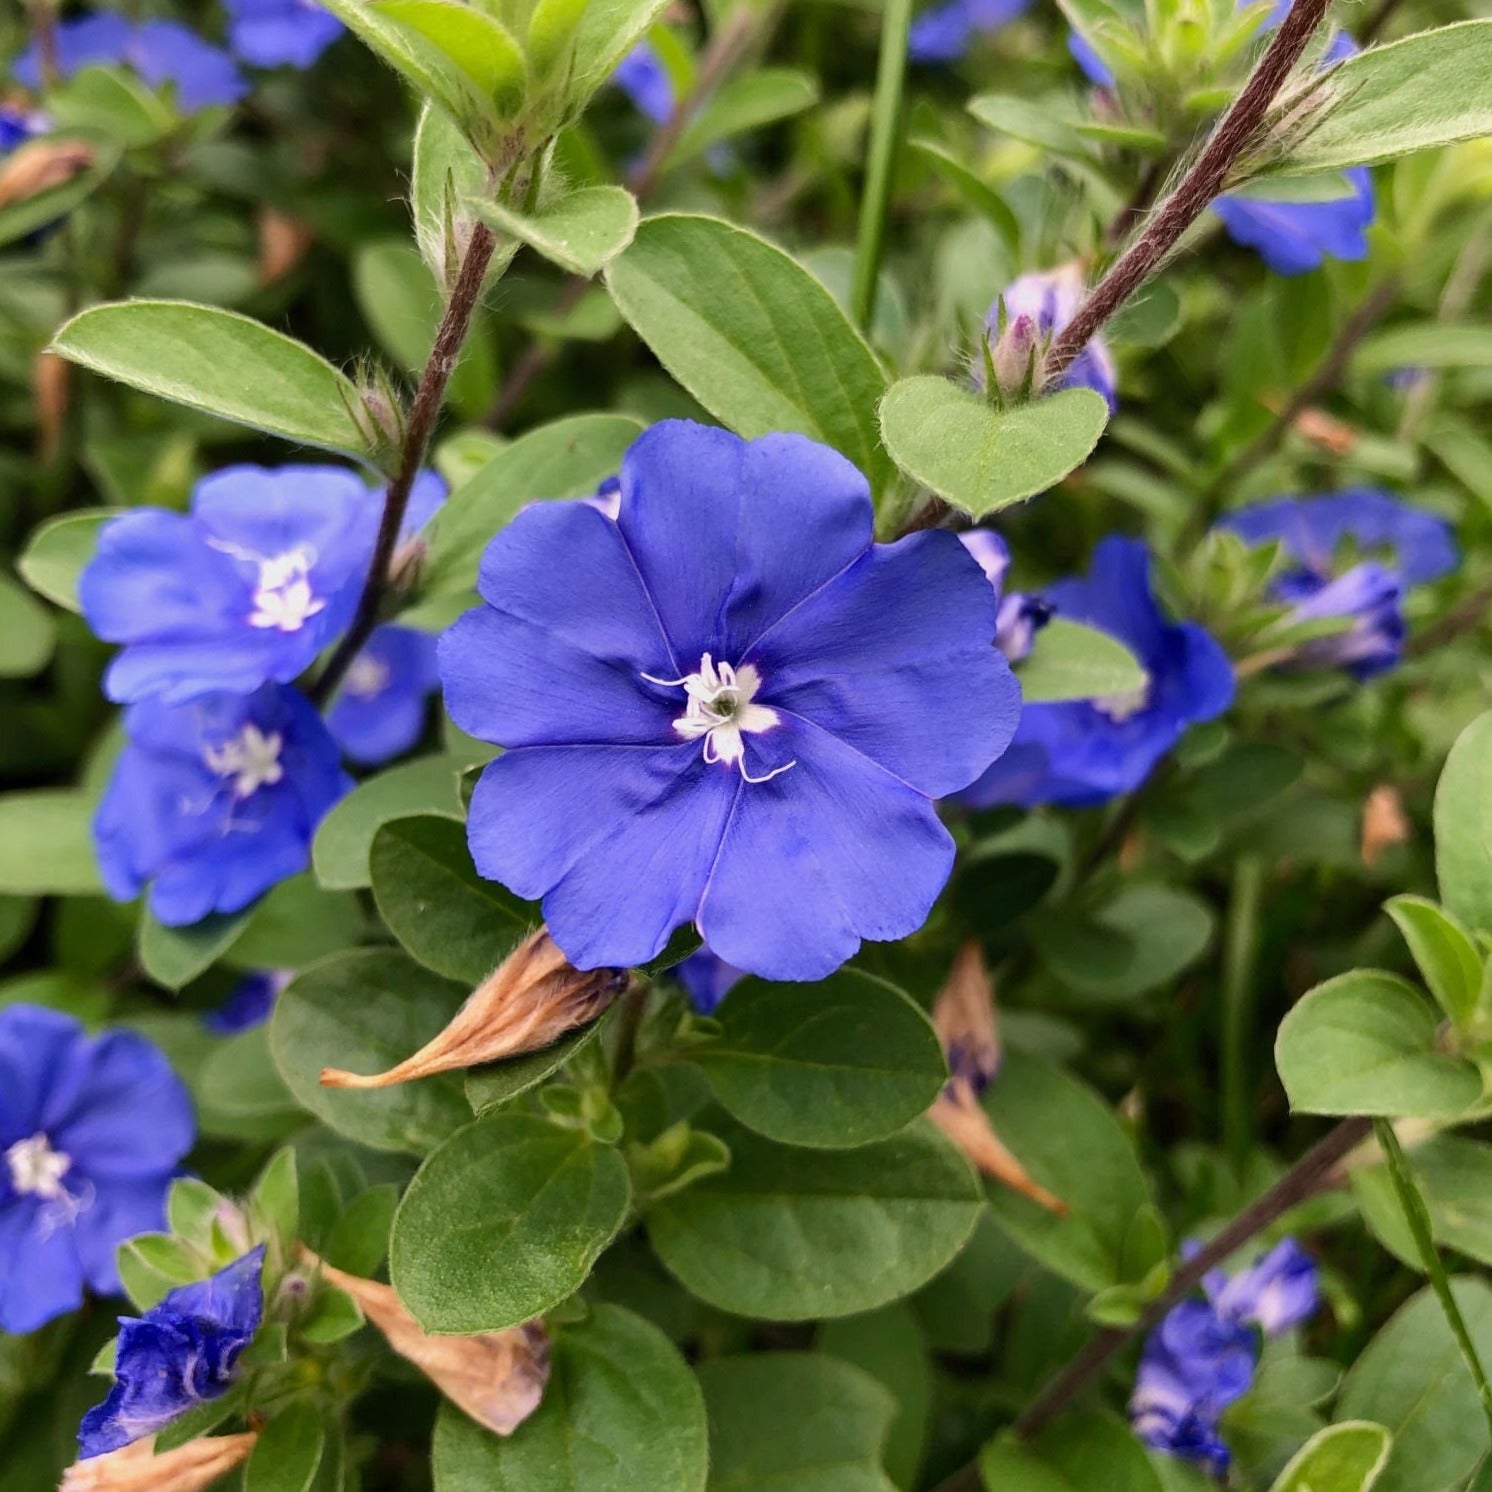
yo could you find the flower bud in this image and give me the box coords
[1361,783,1410,868]
[310,1258,549,1435]
[352,366,406,456]
[62,1433,257,1492]
[0,137,93,208]
[320,929,626,1089]
[985,309,1044,406]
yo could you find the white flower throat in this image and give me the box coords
[6,1132,71,1200]
[644,654,796,784]
[249,548,326,632]
[204,723,285,797]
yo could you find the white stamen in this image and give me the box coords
[642,653,795,784]
[204,723,285,797]
[6,1132,71,1200]
[1094,682,1151,722]
[345,654,392,699]
[248,548,326,632]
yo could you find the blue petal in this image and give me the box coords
[226,0,344,67]
[0,1004,89,1143]
[1209,1238,1319,1335]
[74,1177,176,1296]
[909,0,975,62]
[327,626,440,765]
[129,21,249,109]
[1213,168,1374,276]
[1069,29,1116,86]
[614,42,674,122]
[676,948,743,1014]
[0,1198,85,1334]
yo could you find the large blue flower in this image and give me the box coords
[0,1005,195,1336]
[962,537,1234,809]
[80,466,443,705]
[988,266,1117,413]
[79,1247,265,1458]
[224,0,344,68]
[1217,490,1456,678]
[326,624,441,766]
[440,420,1020,981]
[94,685,352,927]
[958,530,1052,662]
[909,0,1032,64]
[15,14,248,112]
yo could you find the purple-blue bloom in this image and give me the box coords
[225,0,344,69]
[326,624,441,766]
[1218,490,1457,678]
[0,103,46,155]
[614,42,674,123]
[989,266,1117,413]
[440,419,1020,981]
[962,537,1234,809]
[15,14,248,112]
[958,530,1052,663]
[1206,1237,1321,1335]
[78,1246,265,1458]
[94,685,352,927]
[204,970,293,1035]
[0,1005,195,1336]
[909,0,1032,64]
[676,947,744,1014]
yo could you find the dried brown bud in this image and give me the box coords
[312,1259,549,1435]
[61,1433,257,1492]
[929,1090,1067,1214]
[0,138,93,208]
[1362,784,1411,868]
[320,929,625,1089]
[1291,406,1357,457]
[34,350,70,465]
[256,207,314,285]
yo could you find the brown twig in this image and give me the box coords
[312,223,497,704]
[1046,0,1335,384]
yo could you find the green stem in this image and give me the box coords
[1373,1118,1492,1438]
[1221,856,1264,1167]
[851,0,913,332]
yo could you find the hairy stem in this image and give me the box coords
[1046,0,1335,383]
[311,222,497,705]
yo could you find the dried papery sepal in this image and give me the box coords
[0,137,93,207]
[320,930,625,1090]
[61,1432,257,1491]
[930,1088,1068,1214]
[1361,783,1411,868]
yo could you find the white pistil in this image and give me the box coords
[345,654,392,700]
[643,653,796,784]
[1094,682,1152,722]
[248,548,326,632]
[204,723,285,797]
[6,1132,72,1201]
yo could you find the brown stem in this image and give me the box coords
[931,1115,1371,1491]
[311,223,497,705]
[1046,0,1335,384]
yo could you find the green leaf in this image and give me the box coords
[198,1027,303,1140]
[391,1110,631,1332]
[411,102,514,291]
[270,949,472,1154]
[1269,1423,1393,1492]
[526,0,591,75]
[473,186,639,276]
[1017,619,1146,705]
[0,573,56,679]
[665,69,821,170]
[605,214,893,494]
[0,132,121,249]
[1336,1279,1492,1492]
[47,66,175,148]
[0,791,102,896]
[646,1117,982,1321]
[1269,22,1492,175]
[693,969,946,1149]
[1384,895,1484,1030]
[324,1184,401,1277]
[52,302,374,460]
[431,1305,707,1492]
[1275,970,1483,1118]
[980,1412,1165,1492]
[373,0,527,108]
[877,379,1108,518]
[1354,1137,1492,1272]
[1435,711,1492,935]
[246,1404,326,1492]
[300,1286,366,1345]
[422,413,644,598]
[138,907,251,992]
[466,1009,614,1114]
[967,92,1097,159]
[979,1050,1157,1291]
[229,874,366,970]
[1356,324,1492,376]
[565,0,673,112]
[371,814,532,984]
[906,138,1020,259]
[16,509,117,614]
[697,1353,898,1492]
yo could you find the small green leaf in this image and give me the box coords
[0,132,121,249]
[324,1184,401,1277]
[1354,1136,1492,1273]
[0,791,102,896]
[138,907,251,991]
[52,302,374,459]
[47,66,175,148]
[980,1412,1164,1492]
[411,102,514,292]
[967,92,1097,159]
[0,573,56,679]
[17,509,118,614]
[565,0,674,113]
[252,1148,300,1254]
[906,138,1021,258]
[878,379,1109,518]
[665,69,820,170]
[1269,1423,1393,1492]
[1275,970,1483,1118]
[473,186,639,277]
[466,1009,614,1114]
[372,0,527,108]
[299,1286,366,1345]
[245,1404,326,1492]
[1435,711,1492,936]
[1356,324,1492,376]
[1017,618,1146,705]
[526,0,591,75]
[1385,895,1484,1030]
[391,1110,631,1332]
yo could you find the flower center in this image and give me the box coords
[1094,681,1151,722]
[248,548,326,633]
[642,653,795,784]
[345,653,392,700]
[204,723,285,797]
[6,1132,71,1200]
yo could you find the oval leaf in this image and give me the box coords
[1269,1423,1393,1492]
[0,790,102,896]
[1435,710,1492,936]
[17,509,119,613]
[1017,618,1147,705]
[245,1405,325,1492]
[1384,894,1483,1030]
[474,186,639,277]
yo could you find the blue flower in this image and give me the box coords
[1069,29,1116,86]
[989,266,1117,413]
[676,947,743,1014]
[1217,490,1457,678]
[0,1005,195,1336]
[1206,1237,1321,1335]
[203,970,293,1035]
[326,624,441,766]
[80,465,444,705]
[0,103,46,155]
[614,42,674,123]
[909,0,1032,64]
[94,685,352,927]
[225,0,344,69]
[958,530,1052,663]
[440,419,1020,981]
[15,15,248,113]
[78,1247,265,1458]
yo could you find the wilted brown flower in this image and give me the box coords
[321,930,625,1089]
[256,207,314,285]
[0,138,93,208]
[311,1258,549,1435]
[61,1433,257,1492]
[1361,784,1411,868]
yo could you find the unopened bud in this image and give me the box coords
[985,310,1045,406]
[62,1433,257,1492]
[310,1258,549,1435]
[355,371,406,453]
[389,535,429,597]
[0,138,93,208]
[321,929,626,1089]
[1362,784,1411,868]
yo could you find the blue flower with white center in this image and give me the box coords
[988,266,1118,413]
[440,419,1020,981]
[94,685,352,927]
[78,1247,265,1459]
[958,530,1052,663]
[614,42,674,123]
[1217,490,1457,679]
[224,0,344,68]
[0,1005,195,1336]
[15,14,248,112]
[676,947,743,1015]
[1205,1237,1320,1335]
[326,624,441,766]
[961,537,1234,810]
[909,0,1032,64]
[203,970,293,1035]
[79,465,443,705]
